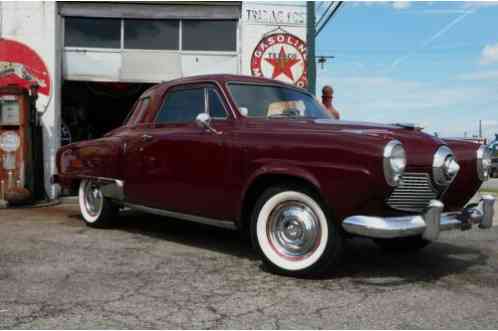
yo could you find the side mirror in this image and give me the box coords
[195,113,222,135]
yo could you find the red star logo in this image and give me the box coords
[264,46,300,81]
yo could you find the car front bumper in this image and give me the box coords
[342,194,496,241]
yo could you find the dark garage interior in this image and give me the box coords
[61,81,153,145]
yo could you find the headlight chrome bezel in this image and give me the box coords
[383,140,407,187]
[433,146,459,186]
[477,144,492,181]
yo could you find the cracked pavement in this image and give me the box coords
[1,203,498,329]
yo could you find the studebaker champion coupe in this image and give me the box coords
[54,75,496,276]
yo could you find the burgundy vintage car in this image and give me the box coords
[53,74,495,276]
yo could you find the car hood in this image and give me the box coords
[313,119,444,170]
[244,118,446,172]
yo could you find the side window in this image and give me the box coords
[207,88,227,119]
[156,88,205,124]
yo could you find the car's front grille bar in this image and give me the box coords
[386,172,440,213]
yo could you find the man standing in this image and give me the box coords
[321,85,340,120]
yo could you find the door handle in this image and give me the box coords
[142,134,153,142]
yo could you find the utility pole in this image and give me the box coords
[479,120,483,138]
[306,1,316,95]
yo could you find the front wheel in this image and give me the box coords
[79,179,118,228]
[250,185,343,276]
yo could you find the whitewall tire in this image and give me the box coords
[79,179,117,228]
[250,185,343,276]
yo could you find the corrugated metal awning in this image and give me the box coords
[58,1,241,20]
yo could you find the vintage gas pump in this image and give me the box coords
[0,84,44,206]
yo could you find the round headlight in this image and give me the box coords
[383,140,407,186]
[477,145,492,181]
[433,146,459,186]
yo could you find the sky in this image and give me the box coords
[315,1,498,141]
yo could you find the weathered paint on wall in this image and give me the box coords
[240,2,307,86]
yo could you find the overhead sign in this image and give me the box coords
[0,39,51,111]
[245,8,306,26]
[251,32,308,88]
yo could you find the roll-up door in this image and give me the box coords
[61,2,241,82]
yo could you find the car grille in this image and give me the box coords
[386,172,440,213]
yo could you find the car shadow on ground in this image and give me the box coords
[82,209,490,283]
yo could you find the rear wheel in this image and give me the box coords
[250,185,343,276]
[79,179,118,228]
[374,236,430,252]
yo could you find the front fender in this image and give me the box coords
[241,159,385,222]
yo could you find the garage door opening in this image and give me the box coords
[61,81,153,145]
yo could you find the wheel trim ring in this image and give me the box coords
[83,181,103,218]
[256,191,329,271]
[266,201,322,261]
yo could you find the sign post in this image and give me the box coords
[306,1,316,95]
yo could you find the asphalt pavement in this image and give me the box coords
[1,204,498,329]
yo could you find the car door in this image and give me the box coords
[124,84,233,220]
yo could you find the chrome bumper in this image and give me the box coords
[342,195,496,241]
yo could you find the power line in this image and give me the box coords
[316,1,343,36]
[316,2,335,28]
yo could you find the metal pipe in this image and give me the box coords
[7,170,14,190]
[306,1,316,94]
[0,180,4,200]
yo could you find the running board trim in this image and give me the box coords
[123,202,237,230]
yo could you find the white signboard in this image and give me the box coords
[241,2,307,87]
[244,6,306,26]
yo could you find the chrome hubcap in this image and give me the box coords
[267,201,321,260]
[84,181,103,217]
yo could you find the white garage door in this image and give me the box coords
[60,2,241,83]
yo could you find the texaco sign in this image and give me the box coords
[251,32,307,88]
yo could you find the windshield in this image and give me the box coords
[228,83,332,119]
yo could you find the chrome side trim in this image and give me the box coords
[343,196,495,240]
[123,202,237,230]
